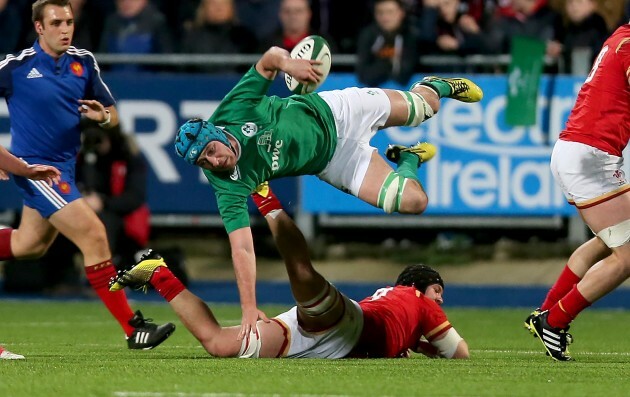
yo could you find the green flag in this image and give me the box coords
[506,36,546,126]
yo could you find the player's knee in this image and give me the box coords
[377,174,427,214]
[395,90,436,127]
[18,243,50,259]
[204,339,234,357]
[596,219,630,249]
[297,282,340,317]
[398,189,428,214]
[76,222,109,251]
[13,236,50,259]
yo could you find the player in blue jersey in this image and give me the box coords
[0,0,175,355]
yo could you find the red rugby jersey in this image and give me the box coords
[560,24,630,157]
[349,285,451,358]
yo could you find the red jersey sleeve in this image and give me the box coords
[354,286,452,358]
[418,297,452,342]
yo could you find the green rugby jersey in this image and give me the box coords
[205,66,337,233]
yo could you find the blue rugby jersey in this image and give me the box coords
[0,41,115,162]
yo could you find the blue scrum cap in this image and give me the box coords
[174,118,231,165]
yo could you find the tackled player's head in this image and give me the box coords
[174,118,233,168]
[395,264,444,294]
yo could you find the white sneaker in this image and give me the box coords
[0,346,25,360]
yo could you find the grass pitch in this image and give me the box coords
[1,300,628,397]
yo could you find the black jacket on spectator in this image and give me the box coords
[182,23,258,73]
[356,22,418,87]
[555,13,609,74]
[0,3,22,55]
[99,3,173,71]
[485,5,562,54]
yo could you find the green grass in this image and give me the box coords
[1,301,628,397]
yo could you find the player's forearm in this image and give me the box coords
[255,47,291,80]
[232,249,257,308]
[0,147,31,177]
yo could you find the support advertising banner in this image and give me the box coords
[302,74,583,216]
[0,72,584,217]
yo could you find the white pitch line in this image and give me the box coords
[3,321,113,326]
[474,349,630,356]
[113,393,355,397]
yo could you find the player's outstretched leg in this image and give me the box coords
[412,77,483,103]
[110,249,167,292]
[385,142,436,165]
[109,250,176,350]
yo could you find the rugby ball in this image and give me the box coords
[285,35,332,95]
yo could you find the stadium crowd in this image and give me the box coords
[1,0,627,77]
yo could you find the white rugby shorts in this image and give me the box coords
[272,294,364,359]
[317,88,391,196]
[551,139,630,208]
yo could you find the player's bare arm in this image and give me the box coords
[0,146,60,185]
[421,328,469,359]
[255,46,322,84]
[78,100,119,129]
[228,227,270,341]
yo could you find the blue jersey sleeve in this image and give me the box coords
[85,53,115,106]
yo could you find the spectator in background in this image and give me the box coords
[418,0,485,61]
[485,0,562,55]
[78,126,150,269]
[153,0,198,43]
[67,0,99,50]
[235,0,282,43]
[0,0,22,55]
[550,0,609,73]
[182,0,258,72]
[99,0,173,70]
[259,0,336,52]
[357,0,418,87]
[310,0,372,53]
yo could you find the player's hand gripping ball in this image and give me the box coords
[285,35,332,95]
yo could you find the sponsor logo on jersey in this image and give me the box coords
[271,140,283,171]
[257,131,272,147]
[241,122,258,137]
[256,130,284,171]
[26,68,43,79]
[70,62,84,77]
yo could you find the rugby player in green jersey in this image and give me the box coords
[174,45,483,342]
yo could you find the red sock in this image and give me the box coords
[541,265,581,311]
[85,260,135,336]
[150,267,185,302]
[0,228,14,260]
[547,285,591,329]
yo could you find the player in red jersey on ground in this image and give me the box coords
[110,184,469,359]
[525,24,630,361]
